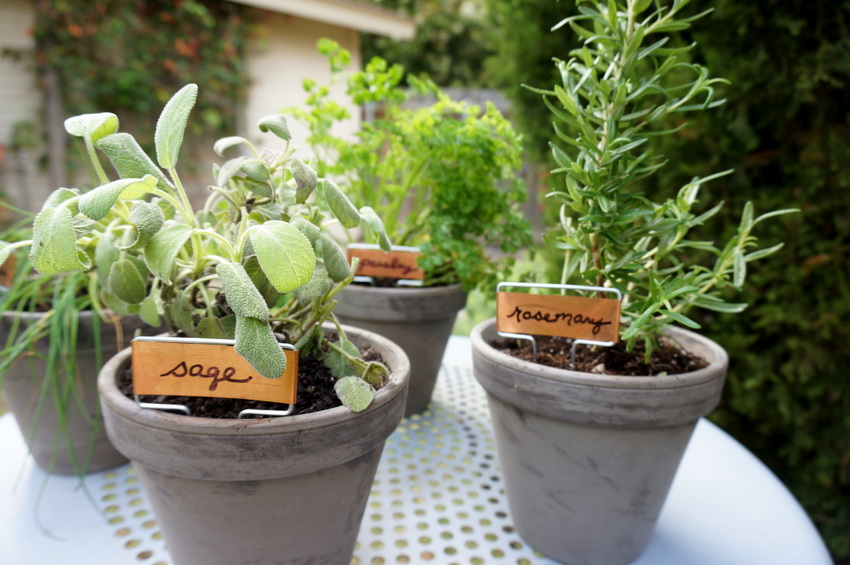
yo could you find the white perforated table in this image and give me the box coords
[0,336,834,565]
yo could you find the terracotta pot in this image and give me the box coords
[98,325,410,565]
[471,318,728,565]
[335,283,466,416]
[1,310,146,475]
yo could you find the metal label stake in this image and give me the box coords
[495,282,623,368]
[131,336,297,418]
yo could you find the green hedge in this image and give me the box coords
[486,0,850,559]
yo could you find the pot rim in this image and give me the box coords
[98,324,410,437]
[471,317,728,391]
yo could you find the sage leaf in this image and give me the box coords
[139,295,161,327]
[97,133,174,191]
[144,224,192,282]
[235,315,287,379]
[95,231,121,286]
[319,234,350,282]
[42,187,79,212]
[290,158,317,203]
[102,291,140,317]
[241,159,271,183]
[359,206,392,252]
[244,256,281,308]
[361,361,389,388]
[170,291,196,336]
[291,216,320,246]
[155,83,198,169]
[213,135,251,156]
[325,338,360,378]
[31,206,91,274]
[323,180,360,229]
[124,201,165,251]
[216,260,269,321]
[334,376,376,412]
[248,221,315,293]
[196,316,231,339]
[294,265,332,305]
[257,114,291,141]
[79,175,157,221]
[64,112,118,143]
[108,256,148,304]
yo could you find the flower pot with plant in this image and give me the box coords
[3,84,409,565]
[1,174,153,476]
[470,2,798,565]
[293,40,533,415]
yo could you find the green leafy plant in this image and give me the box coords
[1,84,392,411]
[290,39,532,293]
[534,0,797,360]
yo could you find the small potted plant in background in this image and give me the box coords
[292,40,533,415]
[470,2,798,564]
[0,128,153,476]
[2,83,409,565]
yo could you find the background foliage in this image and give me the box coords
[30,0,250,148]
[484,0,850,559]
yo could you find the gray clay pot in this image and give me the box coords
[1,310,147,475]
[98,325,410,565]
[471,318,728,565]
[335,283,466,416]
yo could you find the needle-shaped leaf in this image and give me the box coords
[31,206,91,274]
[248,220,315,293]
[235,315,287,379]
[155,83,198,169]
[144,224,192,282]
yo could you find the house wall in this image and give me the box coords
[0,0,50,216]
[243,11,362,158]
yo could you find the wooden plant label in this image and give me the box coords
[496,291,621,342]
[0,253,16,287]
[348,248,425,280]
[131,339,298,404]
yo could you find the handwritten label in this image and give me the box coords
[348,248,425,280]
[496,291,621,342]
[131,340,298,404]
[0,253,16,287]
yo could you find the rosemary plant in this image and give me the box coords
[536,0,797,359]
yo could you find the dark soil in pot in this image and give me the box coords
[118,343,387,418]
[492,334,708,376]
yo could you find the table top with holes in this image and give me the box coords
[0,336,834,565]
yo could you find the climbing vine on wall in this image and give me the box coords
[30,0,251,146]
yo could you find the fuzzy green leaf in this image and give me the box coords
[216,260,270,321]
[323,179,360,229]
[235,315,286,379]
[155,83,198,169]
[123,201,166,251]
[248,221,315,293]
[359,206,391,252]
[144,224,193,282]
[257,114,292,141]
[79,176,158,221]
[64,112,119,143]
[108,257,148,304]
[196,316,235,339]
[320,234,350,282]
[291,216,320,245]
[139,295,161,327]
[170,292,196,336]
[291,158,317,204]
[97,133,174,191]
[294,264,332,305]
[213,136,250,156]
[326,339,360,378]
[334,376,376,412]
[31,206,91,274]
